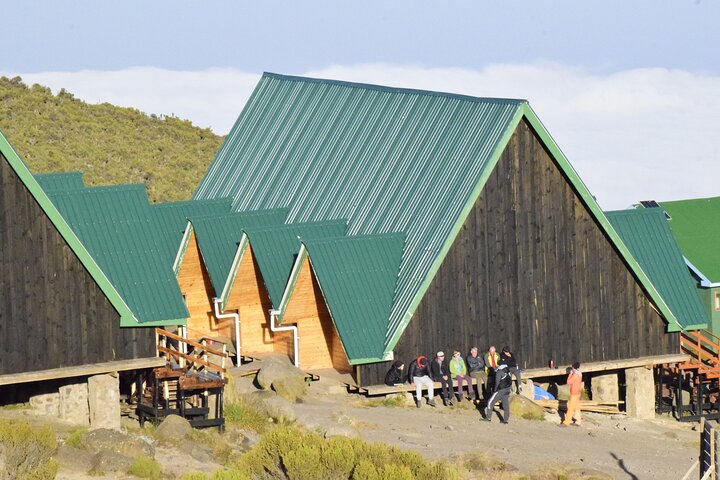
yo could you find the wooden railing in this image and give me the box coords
[155,328,228,378]
[681,329,720,371]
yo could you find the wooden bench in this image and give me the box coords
[361,377,481,397]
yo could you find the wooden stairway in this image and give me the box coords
[679,329,720,378]
[135,328,229,431]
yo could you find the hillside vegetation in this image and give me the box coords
[0,76,223,202]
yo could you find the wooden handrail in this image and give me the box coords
[155,328,229,358]
[157,346,225,373]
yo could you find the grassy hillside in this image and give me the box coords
[0,76,223,202]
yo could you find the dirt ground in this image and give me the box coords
[292,391,699,480]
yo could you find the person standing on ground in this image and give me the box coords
[499,346,522,394]
[407,356,436,408]
[430,351,454,406]
[449,350,473,402]
[485,346,501,397]
[484,362,513,423]
[467,347,486,401]
[561,362,583,427]
[384,360,405,386]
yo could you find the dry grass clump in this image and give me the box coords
[128,456,162,479]
[364,394,407,408]
[224,398,273,433]
[0,419,58,479]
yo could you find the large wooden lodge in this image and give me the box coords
[0,73,716,423]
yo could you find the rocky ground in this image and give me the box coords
[0,357,701,479]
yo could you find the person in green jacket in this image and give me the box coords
[450,350,473,402]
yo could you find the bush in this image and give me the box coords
[128,456,162,479]
[224,399,272,433]
[63,427,88,449]
[0,419,58,480]
[365,394,407,408]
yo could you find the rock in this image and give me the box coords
[445,425,454,431]
[324,426,359,438]
[29,392,60,417]
[591,373,619,403]
[256,356,305,391]
[332,411,357,427]
[55,445,95,473]
[263,396,297,422]
[84,428,155,459]
[180,439,216,463]
[59,382,90,426]
[508,394,546,421]
[272,375,308,402]
[155,415,193,443]
[520,380,535,400]
[90,450,133,475]
[555,384,570,401]
[663,431,679,440]
[226,374,259,402]
[626,367,655,419]
[88,373,121,430]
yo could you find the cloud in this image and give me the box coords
[4,63,719,209]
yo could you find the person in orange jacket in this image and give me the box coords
[561,362,582,426]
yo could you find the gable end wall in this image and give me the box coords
[358,119,677,385]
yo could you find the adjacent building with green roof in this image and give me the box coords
[195,72,683,384]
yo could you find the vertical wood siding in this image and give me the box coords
[358,119,678,385]
[0,153,154,375]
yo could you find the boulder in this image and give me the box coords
[272,375,308,402]
[263,396,297,423]
[84,428,154,459]
[88,373,121,430]
[155,415,193,443]
[520,380,535,400]
[90,450,133,475]
[508,394,546,421]
[228,375,259,401]
[256,356,306,391]
[29,392,60,417]
[55,445,95,473]
[58,382,90,426]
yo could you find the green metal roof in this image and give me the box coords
[606,208,707,330]
[46,185,189,325]
[151,198,233,269]
[304,233,405,362]
[34,171,86,192]
[245,220,348,307]
[1,130,137,325]
[657,197,720,283]
[195,73,684,361]
[188,209,289,303]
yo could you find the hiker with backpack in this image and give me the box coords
[407,355,436,407]
[483,361,513,423]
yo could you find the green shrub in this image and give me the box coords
[179,473,211,480]
[64,427,88,449]
[0,419,57,480]
[128,456,162,479]
[224,399,271,433]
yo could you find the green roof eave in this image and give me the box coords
[120,316,187,328]
[520,105,682,332]
[0,130,138,325]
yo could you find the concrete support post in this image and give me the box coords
[625,366,655,419]
[88,373,121,430]
[59,382,90,426]
[591,373,619,403]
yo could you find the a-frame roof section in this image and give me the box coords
[245,220,348,308]
[194,73,682,361]
[46,185,188,326]
[186,209,289,305]
[304,233,405,363]
[0,131,136,324]
[151,198,233,270]
[606,208,707,330]
[657,197,720,284]
[34,171,86,192]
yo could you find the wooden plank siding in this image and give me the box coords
[0,153,154,375]
[175,231,232,340]
[357,119,678,386]
[283,257,351,372]
[224,246,292,356]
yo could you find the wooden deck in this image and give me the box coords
[0,357,166,386]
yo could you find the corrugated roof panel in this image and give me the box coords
[305,233,405,361]
[245,220,348,307]
[34,171,86,192]
[194,73,523,354]
[658,197,720,282]
[151,198,233,269]
[606,208,707,329]
[190,209,289,297]
[46,186,188,323]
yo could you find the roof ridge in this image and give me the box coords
[263,72,528,106]
[245,218,348,234]
[189,207,289,223]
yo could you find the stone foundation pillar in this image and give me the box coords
[591,373,619,403]
[625,366,655,419]
[88,373,121,430]
[59,382,90,426]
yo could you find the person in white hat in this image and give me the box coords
[430,351,454,406]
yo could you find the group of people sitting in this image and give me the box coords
[384,345,522,422]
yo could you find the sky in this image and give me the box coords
[2,1,719,209]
